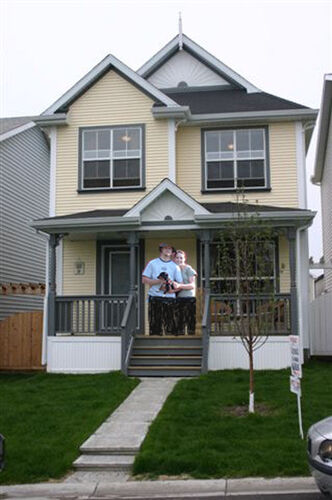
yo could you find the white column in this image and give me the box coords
[49,126,57,216]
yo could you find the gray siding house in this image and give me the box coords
[312,74,332,292]
[0,117,50,320]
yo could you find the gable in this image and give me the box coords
[147,50,231,89]
[141,190,195,222]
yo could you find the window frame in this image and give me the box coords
[201,126,270,193]
[78,124,146,192]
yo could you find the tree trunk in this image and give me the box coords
[249,341,255,413]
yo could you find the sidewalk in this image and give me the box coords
[0,476,319,499]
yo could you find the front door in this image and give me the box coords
[99,244,141,332]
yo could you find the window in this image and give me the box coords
[203,128,268,191]
[80,126,144,190]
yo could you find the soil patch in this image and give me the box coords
[221,402,277,417]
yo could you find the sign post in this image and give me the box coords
[289,335,304,439]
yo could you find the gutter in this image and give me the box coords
[33,113,68,127]
[31,215,140,233]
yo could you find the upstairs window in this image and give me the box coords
[80,126,144,190]
[203,128,268,191]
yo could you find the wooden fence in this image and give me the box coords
[310,292,332,356]
[0,311,44,370]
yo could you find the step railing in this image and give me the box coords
[55,295,129,335]
[209,293,291,336]
[121,292,137,375]
[201,291,211,373]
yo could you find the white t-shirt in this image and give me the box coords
[142,258,182,298]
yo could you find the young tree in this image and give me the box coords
[214,194,279,413]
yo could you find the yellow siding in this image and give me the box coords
[279,235,290,293]
[56,70,169,216]
[62,239,96,295]
[143,235,197,333]
[176,122,299,208]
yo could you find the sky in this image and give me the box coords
[1,0,331,265]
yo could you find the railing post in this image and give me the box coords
[127,232,139,294]
[287,228,298,336]
[200,230,212,373]
[47,234,61,336]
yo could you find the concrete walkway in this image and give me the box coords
[69,377,178,481]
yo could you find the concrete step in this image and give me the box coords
[133,346,202,356]
[80,445,138,455]
[73,454,134,471]
[131,355,202,366]
[128,365,202,377]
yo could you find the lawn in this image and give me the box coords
[133,360,332,479]
[0,371,138,484]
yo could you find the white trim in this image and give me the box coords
[49,127,56,217]
[138,34,261,94]
[296,121,307,209]
[125,178,210,217]
[312,74,332,183]
[0,121,35,142]
[168,119,176,182]
[297,228,310,354]
[43,54,179,115]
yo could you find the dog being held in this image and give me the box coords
[157,272,175,294]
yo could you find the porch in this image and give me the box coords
[31,180,315,374]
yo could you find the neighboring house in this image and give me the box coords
[32,34,318,375]
[312,74,332,292]
[0,117,50,320]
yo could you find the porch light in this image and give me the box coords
[0,434,4,470]
[227,143,234,150]
[74,259,85,275]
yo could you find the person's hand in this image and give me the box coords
[172,281,180,290]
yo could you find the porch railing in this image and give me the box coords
[55,295,129,335]
[201,291,211,373]
[121,292,137,375]
[209,293,291,336]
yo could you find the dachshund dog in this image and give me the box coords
[157,272,175,294]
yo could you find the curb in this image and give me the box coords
[0,477,319,498]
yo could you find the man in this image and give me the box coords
[142,243,182,335]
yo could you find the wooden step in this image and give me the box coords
[133,346,202,356]
[130,355,202,366]
[128,365,201,377]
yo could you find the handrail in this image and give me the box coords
[121,292,137,375]
[201,291,211,373]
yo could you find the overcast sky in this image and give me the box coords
[1,0,331,265]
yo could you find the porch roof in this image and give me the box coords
[31,202,315,234]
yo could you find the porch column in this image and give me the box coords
[201,230,212,294]
[287,228,298,335]
[127,232,139,293]
[47,234,61,336]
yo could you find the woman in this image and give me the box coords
[174,250,197,335]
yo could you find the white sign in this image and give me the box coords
[289,335,302,378]
[290,375,301,396]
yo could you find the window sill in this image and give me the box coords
[77,187,146,194]
[201,187,272,194]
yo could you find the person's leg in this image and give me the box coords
[187,298,196,335]
[149,297,163,335]
[176,298,185,335]
[163,298,176,335]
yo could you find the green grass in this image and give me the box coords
[0,371,139,484]
[133,360,332,479]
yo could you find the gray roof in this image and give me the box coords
[0,116,34,135]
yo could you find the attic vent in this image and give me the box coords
[178,81,188,88]
[164,215,173,221]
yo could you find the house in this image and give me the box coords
[32,34,318,375]
[309,74,332,356]
[312,74,332,292]
[0,117,49,321]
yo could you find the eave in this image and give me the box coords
[312,74,332,184]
